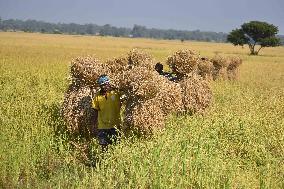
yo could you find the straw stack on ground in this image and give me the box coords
[179,73,213,114]
[62,49,214,137]
[226,56,242,80]
[63,50,166,136]
[210,55,229,80]
[166,49,200,80]
[127,48,155,69]
[120,50,181,134]
[63,56,108,137]
[70,56,106,87]
[132,99,165,135]
[165,50,213,114]
[152,77,183,115]
[62,84,97,138]
[197,57,214,80]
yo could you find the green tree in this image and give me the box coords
[131,25,148,38]
[227,21,281,55]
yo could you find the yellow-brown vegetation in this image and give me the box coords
[63,49,215,136]
[1,32,283,188]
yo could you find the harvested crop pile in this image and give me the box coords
[104,57,129,89]
[164,50,213,114]
[166,49,200,80]
[124,99,165,135]
[210,55,242,80]
[63,49,214,137]
[64,50,166,136]
[121,72,183,134]
[127,48,155,69]
[152,76,183,115]
[210,55,229,80]
[70,56,105,87]
[62,84,97,138]
[227,56,242,80]
[179,73,213,114]
[197,57,214,80]
[120,66,162,100]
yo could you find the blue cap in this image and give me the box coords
[98,75,110,85]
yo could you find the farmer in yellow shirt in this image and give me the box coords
[92,75,121,149]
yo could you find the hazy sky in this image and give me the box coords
[0,0,283,34]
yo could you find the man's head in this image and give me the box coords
[98,75,111,92]
[155,62,163,74]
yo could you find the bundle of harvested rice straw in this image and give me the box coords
[166,49,200,80]
[197,57,214,80]
[62,84,97,138]
[210,55,242,80]
[63,49,241,137]
[210,55,229,80]
[226,56,242,80]
[179,73,213,114]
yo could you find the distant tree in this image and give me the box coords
[131,25,148,38]
[86,24,94,34]
[227,21,281,55]
[100,24,114,36]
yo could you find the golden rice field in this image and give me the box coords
[0,32,284,188]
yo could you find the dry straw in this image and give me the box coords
[152,76,183,115]
[121,67,161,100]
[127,48,155,69]
[64,49,166,136]
[125,99,165,135]
[210,55,229,80]
[104,57,129,90]
[179,73,213,114]
[227,56,242,80]
[166,49,200,80]
[63,49,214,137]
[70,56,105,87]
[121,73,183,134]
[197,57,214,80]
[165,50,213,114]
[62,84,97,138]
[210,55,242,80]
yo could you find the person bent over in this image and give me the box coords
[92,75,121,151]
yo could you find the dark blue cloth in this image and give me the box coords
[160,72,178,82]
[97,128,118,146]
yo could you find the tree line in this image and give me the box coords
[0,18,283,45]
[0,18,227,42]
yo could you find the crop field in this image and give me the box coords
[0,32,284,188]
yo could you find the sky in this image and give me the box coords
[0,0,283,34]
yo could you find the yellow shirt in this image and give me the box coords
[92,90,121,129]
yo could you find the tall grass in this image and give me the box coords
[0,32,283,188]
